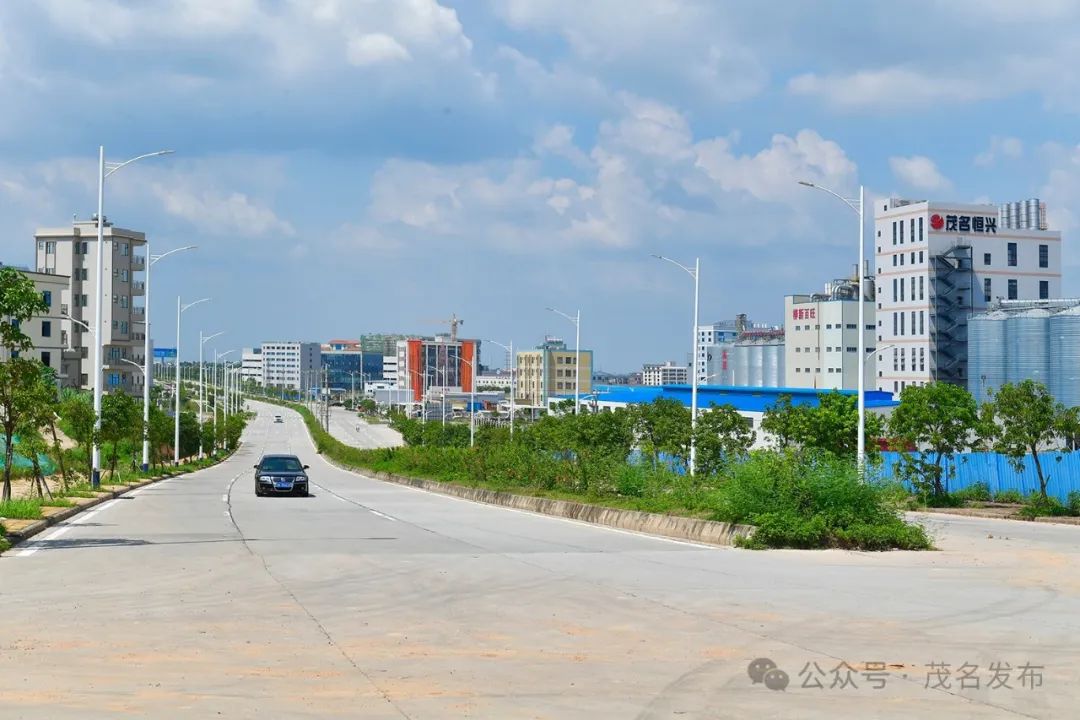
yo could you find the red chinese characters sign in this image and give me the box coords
[791,308,816,320]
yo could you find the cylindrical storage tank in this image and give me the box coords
[733,344,750,387]
[968,311,1008,403]
[1013,201,1023,229]
[1006,309,1050,386]
[1050,306,1080,409]
[748,343,764,387]
[999,203,1011,230]
[763,343,781,387]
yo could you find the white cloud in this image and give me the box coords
[152,185,294,238]
[788,67,1001,111]
[347,33,411,66]
[974,136,1024,166]
[889,155,952,192]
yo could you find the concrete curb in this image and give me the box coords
[319,454,755,547]
[1,447,242,552]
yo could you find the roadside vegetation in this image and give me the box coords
[0,266,247,542]
[265,393,931,550]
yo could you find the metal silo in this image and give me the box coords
[1006,309,1051,387]
[748,343,764,387]
[763,343,781,387]
[968,311,1008,403]
[733,344,750,387]
[1050,305,1080,409]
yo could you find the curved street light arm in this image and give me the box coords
[651,254,696,278]
[150,244,197,266]
[545,306,578,325]
[797,180,859,214]
[104,150,175,179]
[181,297,210,313]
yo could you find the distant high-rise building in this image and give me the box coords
[515,337,593,406]
[260,341,320,390]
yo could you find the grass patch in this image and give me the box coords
[0,498,44,520]
[993,489,1023,504]
[40,497,75,508]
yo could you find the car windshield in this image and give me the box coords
[260,457,303,472]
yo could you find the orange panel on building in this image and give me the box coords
[459,340,475,393]
[408,339,424,402]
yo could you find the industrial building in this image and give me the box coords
[321,340,384,393]
[642,361,689,386]
[968,299,1080,408]
[241,347,263,386]
[695,315,785,388]
[695,318,741,383]
[875,197,1061,395]
[34,219,148,394]
[516,337,592,406]
[784,273,876,391]
[260,341,321,390]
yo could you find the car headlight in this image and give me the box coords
[297,475,307,482]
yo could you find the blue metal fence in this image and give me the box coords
[876,451,1080,502]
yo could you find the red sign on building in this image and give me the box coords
[791,307,816,320]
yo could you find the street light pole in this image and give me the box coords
[198,331,223,459]
[214,350,236,455]
[90,146,174,488]
[139,244,196,471]
[488,339,516,437]
[799,180,866,475]
[653,254,700,476]
[546,306,581,413]
[450,353,477,447]
[174,297,209,464]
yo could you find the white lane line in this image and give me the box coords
[14,499,120,557]
[222,494,228,502]
[369,509,397,522]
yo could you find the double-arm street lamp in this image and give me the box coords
[487,339,516,436]
[90,146,174,487]
[546,307,581,414]
[214,349,236,454]
[653,254,701,477]
[798,180,867,474]
[449,348,478,447]
[198,331,224,459]
[175,297,210,464]
[137,244,196,471]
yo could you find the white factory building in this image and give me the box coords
[784,275,876,391]
[642,361,689,386]
[874,197,1061,395]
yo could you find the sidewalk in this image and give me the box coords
[326,406,404,450]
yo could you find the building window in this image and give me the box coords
[920,348,926,372]
[910,218,914,243]
[46,241,56,254]
[41,351,51,367]
[892,278,897,302]
[900,348,906,371]
[892,221,897,245]
[900,313,905,336]
[1008,279,1018,299]
[900,279,905,301]
[1007,242,1017,267]
[41,320,51,337]
[910,276,915,299]
[795,367,801,373]
[892,348,898,371]
[911,252,915,264]
[1039,244,1049,268]
[1040,280,1049,299]
[984,278,992,302]
[919,311,925,335]
[900,221,905,244]
[892,313,897,336]
[846,347,856,353]
[892,255,897,267]
[919,276,924,300]
[846,323,856,329]
[795,347,801,353]
[919,250,924,263]
[984,252,992,266]
[900,254,905,266]
[41,290,52,307]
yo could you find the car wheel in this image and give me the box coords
[255,485,263,497]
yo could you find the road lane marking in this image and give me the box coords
[222,494,228,502]
[370,509,397,522]
[13,499,119,557]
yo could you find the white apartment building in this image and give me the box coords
[241,347,263,386]
[260,341,320,390]
[874,197,1061,394]
[34,220,147,393]
[382,355,398,386]
[642,361,689,386]
[784,281,876,390]
[0,269,71,380]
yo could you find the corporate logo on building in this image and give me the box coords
[929,213,997,233]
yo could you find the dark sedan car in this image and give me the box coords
[254,454,310,497]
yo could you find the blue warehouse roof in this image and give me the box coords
[558,384,898,412]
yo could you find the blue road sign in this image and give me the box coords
[154,348,178,359]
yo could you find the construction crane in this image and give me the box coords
[422,313,464,342]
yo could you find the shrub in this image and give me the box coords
[952,482,992,503]
[715,451,931,551]
[993,488,1024,504]
[1017,493,1070,519]
[1068,491,1080,516]
[0,498,44,519]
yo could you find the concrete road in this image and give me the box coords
[326,406,403,449]
[1,402,1078,719]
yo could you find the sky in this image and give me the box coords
[2,0,1080,372]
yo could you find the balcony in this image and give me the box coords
[132,307,146,322]
[131,280,146,295]
[131,256,146,271]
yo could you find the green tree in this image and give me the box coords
[147,402,174,469]
[14,427,51,498]
[60,392,97,480]
[178,411,200,459]
[760,395,805,450]
[692,403,756,476]
[632,398,690,469]
[0,266,47,352]
[792,392,883,462]
[981,380,1079,500]
[100,390,139,480]
[888,382,978,498]
[0,359,49,500]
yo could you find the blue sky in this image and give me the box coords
[2,0,1080,372]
